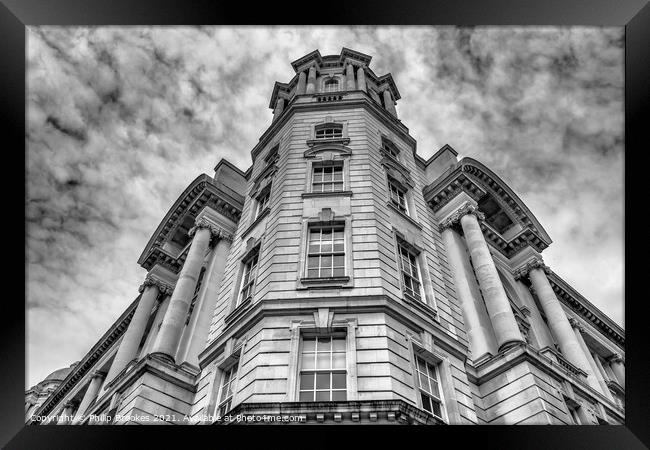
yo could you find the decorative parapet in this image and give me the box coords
[438,202,485,232]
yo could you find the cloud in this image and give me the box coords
[26,26,624,387]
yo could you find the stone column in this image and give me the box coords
[383,89,397,116]
[178,233,233,367]
[151,217,219,362]
[524,261,600,389]
[57,402,75,425]
[608,354,625,389]
[140,293,171,356]
[356,66,366,92]
[273,98,284,121]
[72,371,105,424]
[570,320,614,399]
[591,349,616,401]
[296,71,307,95]
[369,89,381,104]
[346,63,356,90]
[104,276,168,387]
[456,203,524,350]
[440,223,497,359]
[306,66,317,94]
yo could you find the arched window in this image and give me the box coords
[324,78,339,93]
[315,123,343,140]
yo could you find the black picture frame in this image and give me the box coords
[3,0,648,448]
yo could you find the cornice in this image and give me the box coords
[29,296,140,421]
[138,176,243,271]
[546,271,625,348]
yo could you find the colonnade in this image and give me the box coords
[441,202,624,398]
[51,216,234,424]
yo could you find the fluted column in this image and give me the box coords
[356,66,366,92]
[440,222,497,359]
[178,233,234,367]
[306,66,317,94]
[72,371,105,424]
[608,354,625,389]
[57,402,75,425]
[296,71,307,95]
[346,63,356,90]
[456,203,524,350]
[151,217,219,362]
[104,276,170,387]
[383,89,397,116]
[568,320,613,398]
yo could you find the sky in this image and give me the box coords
[26,26,624,388]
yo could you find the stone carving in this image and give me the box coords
[513,258,550,281]
[568,317,585,332]
[138,275,174,296]
[438,202,485,232]
[608,353,624,364]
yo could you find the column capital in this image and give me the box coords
[138,275,174,295]
[188,217,233,243]
[608,353,624,364]
[439,202,485,232]
[513,257,550,281]
[568,317,585,332]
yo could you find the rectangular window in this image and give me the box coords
[415,356,443,419]
[255,190,270,219]
[382,138,400,159]
[312,165,344,193]
[315,125,343,139]
[299,336,347,402]
[307,226,345,278]
[217,363,238,416]
[398,241,422,301]
[389,179,408,214]
[239,251,259,304]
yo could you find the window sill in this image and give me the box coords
[299,276,351,289]
[306,138,350,147]
[302,190,353,199]
[386,202,423,230]
[240,207,270,240]
[403,294,438,322]
[224,297,252,324]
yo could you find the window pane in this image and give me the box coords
[308,244,320,254]
[419,373,431,393]
[332,338,346,351]
[421,393,432,412]
[320,268,332,278]
[299,391,313,402]
[307,269,319,278]
[431,400,442,417]
[308,256,319,269]
[333,242,344,252]
[333,182,344,191]
[334,230,344,240]
[315,391,330,401]
[317,337,331,351]
[332,390,347,401]
[316,373,330,390]
[300,373,314,390]
[332,372,346,389]
[332,352,346,369]
[323,183,332,192]
[302,339,315,352]
[313,171,322,183]
[333,267,345,277]
[316,353,330,370]
[302,354,315,370]
[321,255,332,269]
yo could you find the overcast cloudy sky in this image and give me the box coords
[26,26,624,388]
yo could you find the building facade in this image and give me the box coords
[26,48,625,425]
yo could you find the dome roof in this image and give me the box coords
[42,362,79,383]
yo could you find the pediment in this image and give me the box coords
[304,142,352,159]
[381,157,414,188]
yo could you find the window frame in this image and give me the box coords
[238,250,259,306]
[305,224,346,279]
[388,178,409,215]
[323,77,340,93]
[315,123,344,140]
[297,334,348,402]
[397,238,425,303]
[311,162,345,193]
[216,362,239,417]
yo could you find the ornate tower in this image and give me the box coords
[28,48,624,425]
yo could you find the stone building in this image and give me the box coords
[26,48,625,425]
